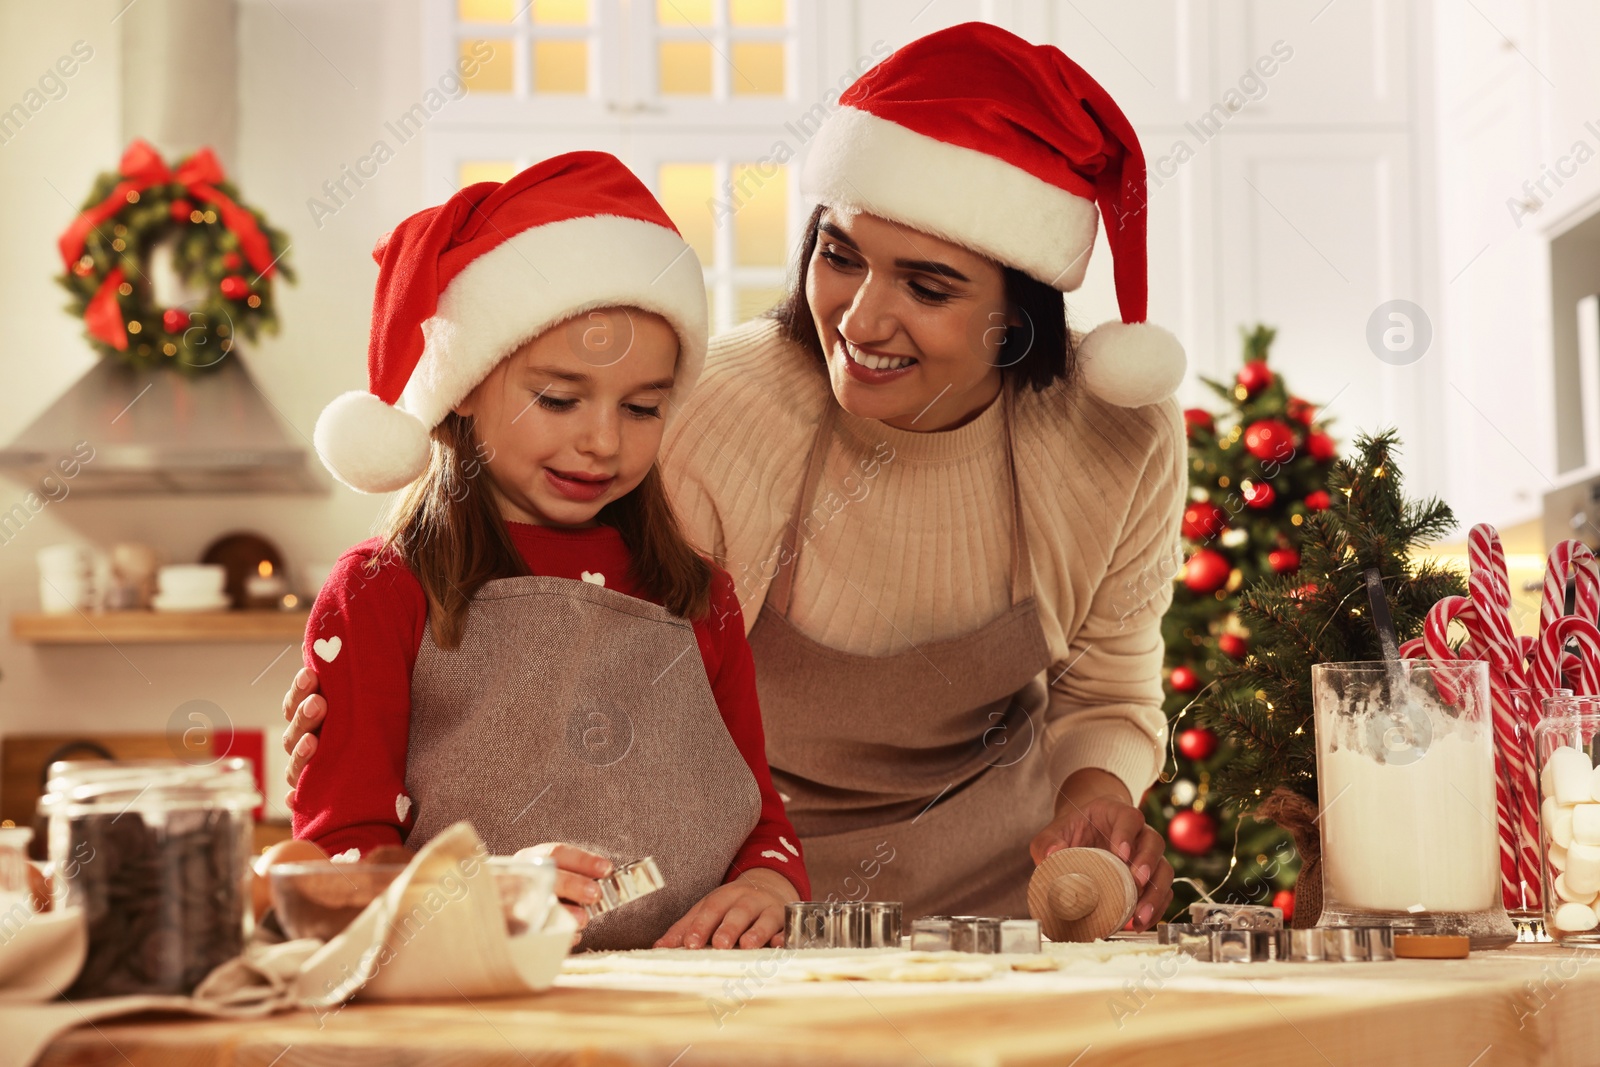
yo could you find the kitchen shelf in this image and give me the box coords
[10,610,310,645]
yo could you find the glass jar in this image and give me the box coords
[40,759,260,997]
[1534,697,1600,944]
[1505,687,1568,942]
[1312,660,1516,948]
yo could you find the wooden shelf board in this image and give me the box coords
[10,610,309,645]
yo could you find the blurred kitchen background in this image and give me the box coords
[1,0,1599,825]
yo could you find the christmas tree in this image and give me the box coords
[1146,325,1340,921]
[1193,428,1465,926]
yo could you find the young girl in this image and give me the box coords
[292,152,808,952]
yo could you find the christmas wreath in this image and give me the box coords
[55,139,293,372]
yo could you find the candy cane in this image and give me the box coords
[1541,541,1600,636]
[1490,685,1543,911]
[1424,596,1475,704]
[1536,614,1600,695]
[1470,525,1524,684]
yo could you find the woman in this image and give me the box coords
[282,22,1186,936]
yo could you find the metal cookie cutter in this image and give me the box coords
[584,856,665,920]
[785,901,904,949]
[908,915,1042,954]
[1189,902,1284,931]
[1164,922,1397,963]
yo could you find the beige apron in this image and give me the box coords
[405,575,761,951]
[748,382,1057,919]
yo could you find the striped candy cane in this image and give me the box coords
[1423,596,1475,704]
[1535,614,1600,695]
[1423,596,1523,907]
[1470,525,1524,685]
[1541,541,1600,636]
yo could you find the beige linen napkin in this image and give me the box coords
[0,822,571,1067]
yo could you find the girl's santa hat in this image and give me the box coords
[801,22,1185,407]
[314,151,708,494]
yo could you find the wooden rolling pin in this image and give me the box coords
[1026,847,1139,942]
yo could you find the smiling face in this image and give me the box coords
[805,210,1015,431]
[452,308,679,528]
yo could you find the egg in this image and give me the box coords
[251,838,330,920]
[26,860,50,913]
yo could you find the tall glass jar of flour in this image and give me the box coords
[1313,660,1516,949]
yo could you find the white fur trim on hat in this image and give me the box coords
[314,390,433,493]
[801,106,1100,291]
[400,214,708,431]
[1077,320,1186,407]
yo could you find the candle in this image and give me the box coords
[244,559,288,607]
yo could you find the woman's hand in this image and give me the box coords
[280,667,326,808]
[654,867,797,950]
[1029,769,1173,932]
[513,843,614,942]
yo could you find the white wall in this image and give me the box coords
[0,0,426,819]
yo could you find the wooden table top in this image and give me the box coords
[35,942,1600,1067]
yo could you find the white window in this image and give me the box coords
[423,0,840,333]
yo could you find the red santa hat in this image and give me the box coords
[314,151,708,494]
[801,22,1184,407]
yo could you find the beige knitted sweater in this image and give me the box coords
[660,319,1186,802]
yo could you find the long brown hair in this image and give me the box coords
[375,411,713,650]
[773,204,1077,393]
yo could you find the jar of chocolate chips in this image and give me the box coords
[40,759,260,997]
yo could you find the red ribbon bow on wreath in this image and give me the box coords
[57,139,278,351]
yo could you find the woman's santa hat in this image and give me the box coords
[314,151,708,494]
[801,22,1185,407]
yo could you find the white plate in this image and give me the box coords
[151,594,232,613]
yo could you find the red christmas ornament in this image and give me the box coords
[1242,479,1276,509]
[1177,726,1218,761]
[1268,547,1301,574]
[219,275,250,300]
[1169,665,1199,693]
[1243,419,1296,463]
[1236,360,1273,396]
[1181,501,1229,541]
[1304,489,1331,511]
[223,252,242,270]
[170,198,194,223]
[1168,809,1218,856]
[1183,408,1215,437]
[1183,549,1231,595]
[1286,396,1316,426]
[1218,633,1248,660]
[1273,888,1295,921]
[161,308,190,334]
[1291,582,1319,601]
[1306,431,1337,462]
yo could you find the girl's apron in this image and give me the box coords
[748,382,1057,919]
[404,575,762,951]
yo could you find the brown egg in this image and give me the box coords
[252,839,330,921]
[26,862,50,913]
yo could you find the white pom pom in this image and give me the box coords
[313,391,431,494]
[1078,320,1186,407]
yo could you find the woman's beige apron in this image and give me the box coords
[748,383,1057,919]
[404,575,761,951]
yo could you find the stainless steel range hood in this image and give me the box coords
[0,0,324,496]
[0,357,324,495]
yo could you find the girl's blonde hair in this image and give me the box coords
[375,410,713,649]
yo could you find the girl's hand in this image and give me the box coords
[281,667,326,809]
[513,843,614,939]
[654,867,798,950]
